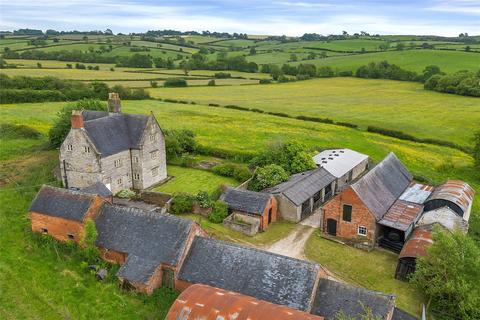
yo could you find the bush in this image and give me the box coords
[224,104,249,111]
[207,79,215,86]
[164,78,187,87]
[0,89,66,103]
[195,191,212,208]
[208,103,219,107]
[80,219,100,263]
[259,79,272,84]
[249,164,289,191]
[355,61,417,81]
[424,71,480,97]
[170,193,194,214]
[164,129,197,158]
[212,163,252,182]
[337,70,353,77]
[296,115,334,124]
[317,66,335,78]
[150,80,158,88]
[116,189,136,199]
[208,200,228,223]
[335,121,358,129]
[214,72,231,79]
[0,123,42,139]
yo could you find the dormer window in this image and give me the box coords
[67,144,73,151]
[83,146,91,153]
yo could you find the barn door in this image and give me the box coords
[162,268,174,289]
[327,219,337,236]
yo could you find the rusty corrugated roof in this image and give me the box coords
[426,180,475,215]
[378,200,424,231]
[166,284,324,320]
[398,227,433,259]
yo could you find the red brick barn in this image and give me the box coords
[321,153,412,249]
[29,185,106,242]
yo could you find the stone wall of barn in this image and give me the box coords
[322,187,377,247]
[274,194,300,222]
[60,129,102,189]
[100,150,133,194]
[138,117,167,189]
[30,212,85,242]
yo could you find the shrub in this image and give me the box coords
[355,61,417,81]
[212,163,235,176]
[224,104,249,111]
[207,79,216,86]
[208,103,219,107]
[212,163,252,182]
[164,129,197,158]
[335,121,358,129]
[317,66,335,77]
[249,164,289,191]
[164,98,178,103]
[164,78,187,87]
[214,72,231,79]
[233,165,252,182]
[296,115,334,124]
[0,89,66,103]
[266,111,290,118]
[116,189,136,199]
[337,70,353,77]
[150,80,158,88]
[195,191,212,208]
[80,219,99,263]
[208,200,228,223]
[0,123,42,139]
[170,193,194,214]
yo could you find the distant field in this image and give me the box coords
[5,59,116,69]
[291,50,480,73]
[148,77,480,147]
[0,68,163,80]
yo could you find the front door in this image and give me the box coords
[162,268,174,289]
[327,219,337,236]
[268,208,272,223]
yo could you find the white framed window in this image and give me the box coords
[83,146,91,153]
[117,178,122,185]
[133,173,140,180]
[132,156,139,163]
[114,159,122,168]
[151,167,158,177]
[67,144,73,151]
[149,133,156,142]
[150,150,158,159]
[358,226,367,236]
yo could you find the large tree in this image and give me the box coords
[410,228,480,320]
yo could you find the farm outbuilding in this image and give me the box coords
[423,180,474,220]
[220,187,277,234]
[395,226,433,281]
[264,168,336,222]
[313,148,369,192]
[176,236,323,312]
[166,284,324,320]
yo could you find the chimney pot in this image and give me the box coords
[108,92,121,113]
[71,110,84,129]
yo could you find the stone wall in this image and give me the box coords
[274,194,300,222]
[139,117,167,189]
[140,191,172,207]
[223,213,260,236]
[100,150,133,194]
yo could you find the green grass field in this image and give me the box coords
[148,77,480,147]
[153,165,239,194]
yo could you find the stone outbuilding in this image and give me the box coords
[313,148,369,192]
[166,284,324,320]
[95,205,204,294]
[176,236,324,312]
[60,93,167,194]
[29,185,105,242]
[321,153,412,248]
[264,168,336,222]
[220,187,277,235]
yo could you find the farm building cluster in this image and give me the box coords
[29,93,475,319]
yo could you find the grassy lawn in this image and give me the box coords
[181,214,297,247]
[305,231,424,317]
[153,165,239,194]
[148,77,480,147]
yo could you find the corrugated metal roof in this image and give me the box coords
[313,149,369,178]
[398,183,434,204]
[166,284,324,320]
[264,168,335,206]
[398,227,433,259]
[426,180,475,215]
[352,152,412,220]
[417,206,468,232]
[221,187,271,215]
[378,200,424,231]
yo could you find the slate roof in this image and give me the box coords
[81,110,109,121]
[351,153,412,220]
[81,182,113,198]
[313,148,369,178]
[29,185,96,222]
[312,279,395,320]
[264,168,335,206]
[83,112,150,157]
[220,187,271,215]
[392,308,418,320]
[95,205,194,266]
[117,255,158,284]
[177,236,321,312]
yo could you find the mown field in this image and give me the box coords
[1,99,479,318]
[149,77,480,147]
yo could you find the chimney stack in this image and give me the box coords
[71,110,84,129]
[108,92,121,113]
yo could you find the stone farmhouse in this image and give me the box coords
[60,93,167,194]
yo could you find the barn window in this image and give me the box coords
[358,226,367,236]
[133,173,140,180]
[67,144,73,151]
[83,146,91,153]
[151,167,158,177]
[342,204,352,222]
[67,233,75,240]
[41,228,48,234]
[114,159,122,168]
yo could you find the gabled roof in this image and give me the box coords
[312,279,395,320]
[351,153,412,220]
[117,255,158,284]
[95,205,194,266]
[81,182,112,198]
[221,188,271,215]
[177,236,321,312]
[313,149,369,178]
[82,110,109,121]
[425,180,474,217]
[264,168,335,206]
[166,284,324,320]
[82,112,150,157]
[29,185,96,222]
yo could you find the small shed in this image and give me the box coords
[313,148,369,191]
[166,284,324,320]
[220,187,277,232]
[395,226,433,281]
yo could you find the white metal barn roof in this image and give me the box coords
[313,148,369,178]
